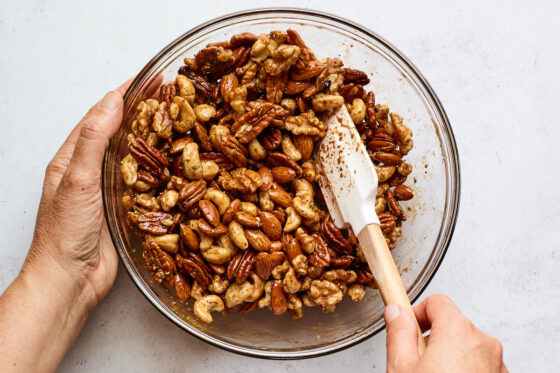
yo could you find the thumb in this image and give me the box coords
[384,304,419,372]
[63,91,124,190]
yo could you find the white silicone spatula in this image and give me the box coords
[317,104,426,354]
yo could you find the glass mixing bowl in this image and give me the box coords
[102,8,460,359]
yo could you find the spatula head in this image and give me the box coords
[317,105,379,235]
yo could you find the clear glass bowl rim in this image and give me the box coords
[102,7,461,359]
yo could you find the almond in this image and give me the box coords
[268,183,293,208]
[393,185,414,201]
[222,198,242,225]
[371,152,402,166]
[179,223,199,251]
[197,218,228,236]
[244,229,271,252]
[255,252,273,280]
[271,280,288,315]
[198,200,220,227]
[234,211,261,228]
[292,135,314,162]
[259,212,282,240]
[271,166,297,184]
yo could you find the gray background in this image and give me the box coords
[1,0,558,371]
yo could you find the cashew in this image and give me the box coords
[311,93,344,111]
[201,160,219,181]
[293,179,314,202]
[246,273,265,302]
[204,188,231,215]
[283,267,301,294]
[202,235,237,264]
[248,138,267,161]
[209,275,229,294]
[374,165,396,183]
[281,135,302,161]
[193,295,224,324]
[258,281,273,308]
[160,189,179,212]
[225,281,255,308]
[348,284,366,302]
[182,142,203,180]
[349,98,366,124]
[120,154,138,186]
[228,220,249,250]
[172,96,196,133]
[284,207,301,232]
[176,75,195,105]
[375,197,386,215]
[145,234,179,254]
[280,98,296,115]
[258,191,274,211]
[194,104,216,123]
[293,196,317,220]
[240,202,259,216]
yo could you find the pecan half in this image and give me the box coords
[199,152,234,172]
[176,254,212,288]
[378,212,396,234]
[222,134,249,167]
[129,138,169,176]
[365,91,376,127]
[266,152,303,175]
[355,265,375,284]
[329,256,355,269]
[143,241,176,286]
[342,68,370,85]
[226,249,255,284]
[266,73,288,104]
[260,127,282,150]
[174,272,191,302]
[192,122,212,151]
[138,212,173,235]
[184,73,214,97]
[232,102,277,144]
[160,82,178,107]
[230,32,258,47]
[290,60,325,80]
[308,234,331,268]
[339,83,365,103]
[178,180,206,210]
[321,216,353,255]
[385,190,402,217]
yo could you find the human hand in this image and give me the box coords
[384,294,507,373]
[24,80,132,310]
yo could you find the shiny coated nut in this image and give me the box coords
[228,220,249,250]
[199,200,220,227]
[244,229,271,251]
[393,185,414,201]
[180,223,199,251]
[194,104,216,123]
[234,211,260,228]
[145,234,180,254]
[197,218,228,236]
[222,199,242,224]
[193,295,224,323]
[259,212,282,241]
[203,188,231,215]
[271,167,297,184]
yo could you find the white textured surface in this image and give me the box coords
[1,1,559,372]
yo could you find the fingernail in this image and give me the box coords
[99,91,119,111]
[385,304,401,323]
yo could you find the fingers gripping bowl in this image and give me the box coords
[102,9,459,359]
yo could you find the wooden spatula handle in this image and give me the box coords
[358,223,426,355]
